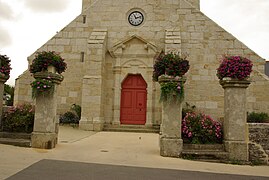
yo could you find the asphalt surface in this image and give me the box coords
[7,159,269,180]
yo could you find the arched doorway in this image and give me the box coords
[120,74,147,125]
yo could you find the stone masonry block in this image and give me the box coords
[225,141,249,161]
[91,31,107,36]
[160,137,183,158]
[56,39,70,45]
[31,132,57,149]
[165,40,174,44]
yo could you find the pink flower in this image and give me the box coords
[188,132,192,137]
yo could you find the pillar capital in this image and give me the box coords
[220,78,251,89]
[33,72,64,85]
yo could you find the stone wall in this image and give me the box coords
[14,0,269,123]
[248,123,269,165]
[178,3,268,119]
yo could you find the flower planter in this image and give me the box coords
[47,66,56,73]
[30,51,67,74]
[217,55,253,80]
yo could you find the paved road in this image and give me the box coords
[7,159,269,180]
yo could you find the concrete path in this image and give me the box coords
[0,126,268,179]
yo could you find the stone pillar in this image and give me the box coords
[220,79,251,161]
[0,75,9,130]
[159,76,186,157]
[31,72,63,149]
[112,67,121,125]
[80,75,104,131]
[80,29,107,131]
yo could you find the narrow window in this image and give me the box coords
[83,15,86,24]
[81,52,85,62]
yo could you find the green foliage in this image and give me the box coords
[59,111,79,124]
[247,112,269,123]
[60,104,81,124]
[2,104,34,133]
[160,81,184,104]
[0,54,12,77]
[153,51,190,81]
[30,51,67,74]
[30,78,54,98]
[71,104,81,119]
[4,84,14,106]
[182,112,223,144]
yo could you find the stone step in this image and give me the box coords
[0,137,31,147]
[183,144,225,151]
[103,124,160,133]
[0,132,31,140]
[182,150,229,162]
[182,144,228,162]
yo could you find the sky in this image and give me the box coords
[0,0,268,86]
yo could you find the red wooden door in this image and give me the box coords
[120,75,147,125]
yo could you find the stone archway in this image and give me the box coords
[109,35,160,126]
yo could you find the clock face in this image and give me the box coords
[128,11,144,26]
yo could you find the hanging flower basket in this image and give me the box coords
[153,51,189,82]
[153,51,190,104]
[30,51,67,74]
[29,51,66,98]
[217,55,253,80]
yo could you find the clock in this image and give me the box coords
[128,11,144,26]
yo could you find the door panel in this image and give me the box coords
[120,75,147,125]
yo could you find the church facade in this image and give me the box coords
[14,0,269,131]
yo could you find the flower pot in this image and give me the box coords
[47,66,56,73]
